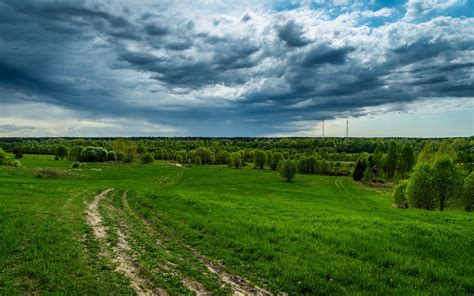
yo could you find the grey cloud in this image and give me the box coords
[0,124,37,132]
[276,20,309,47]
[0,0,472,136]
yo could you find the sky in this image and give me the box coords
[0,0,472,137]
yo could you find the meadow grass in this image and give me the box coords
[0,154,473,295]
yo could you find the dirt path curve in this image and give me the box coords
[86,189,167,296]
[121,191,272,296]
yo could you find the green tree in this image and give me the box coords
[371,143,385,173]
[463,172,474,212]
[68,145,84,161]
[194,156,202,165]
[385,142,398,179]
[353,154,368,181]
[254,150,266,169]
[176,155,184,164]
[13,146,23,159]
[435,140,457,160]
[432,156,462,211]
[399,143,415,177]
[112,139,137,163]
[393,180,408,208]
[279,160,297,182]
[230,153,242,169]
[0,148,6,165]
[107,151,118,161]
[216,150,231,164]
[418,141,436,163]
[271,152,284,170]
[141,153,154,164]
[406,163,436,210]
[55,145,68,160]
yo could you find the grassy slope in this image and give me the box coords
[0,154,473,295]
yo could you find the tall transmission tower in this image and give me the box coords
[322,120,325,138]
[345,120,349,138]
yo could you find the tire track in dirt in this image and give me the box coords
[86,189,167,296]
[122,191,273,296]
[121,191,209,295]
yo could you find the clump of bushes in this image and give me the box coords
[396,156,464,211]
[80,146,108,162]
[34,168,85,179]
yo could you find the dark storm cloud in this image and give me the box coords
[276,20,309,47]
[0,0,473,136]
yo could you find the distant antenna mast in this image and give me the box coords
[322,120,325,138]
[345,120,349,139]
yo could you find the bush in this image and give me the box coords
[431,156,462,211]
[194,156,202,165]
[34,168,59,179]
[80,146,108,162]
[11,160,21,168]
[55,145,68,160]
[353,155,369,181]
[463,172,474,212]
[71,161,81,168]
[254,150,266,169]
[13,146,23,159]
[34,168,84,179]
[271,152,284,170]
[116,151,125,161]
[0,148,6,165]
[68,145,84,161]
[230,153,242,169]
[298,156,317,174]
[176,155,184,163]
[141,153,155,164]
[107,151,118,161]
[406,163,437,210]
[393,180,408,208]
[279,160,297,182]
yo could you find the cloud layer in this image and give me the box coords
[0,0,472,136]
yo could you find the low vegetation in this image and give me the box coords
[0,137,473,294]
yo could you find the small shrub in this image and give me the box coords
[107,151,118,161]
[393,180,408,208]
[71,161,81,168]
[34,168,85,179]
[141,153,155,164]
[116,151,125,161]
[34,168,61,179]
[176,155,184,163]
[11,160,21,168]
[279,160,297,182]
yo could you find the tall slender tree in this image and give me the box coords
[385,142,398,179]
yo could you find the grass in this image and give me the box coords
[0,154,473,295]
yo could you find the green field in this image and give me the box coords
[1,154,473,295]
